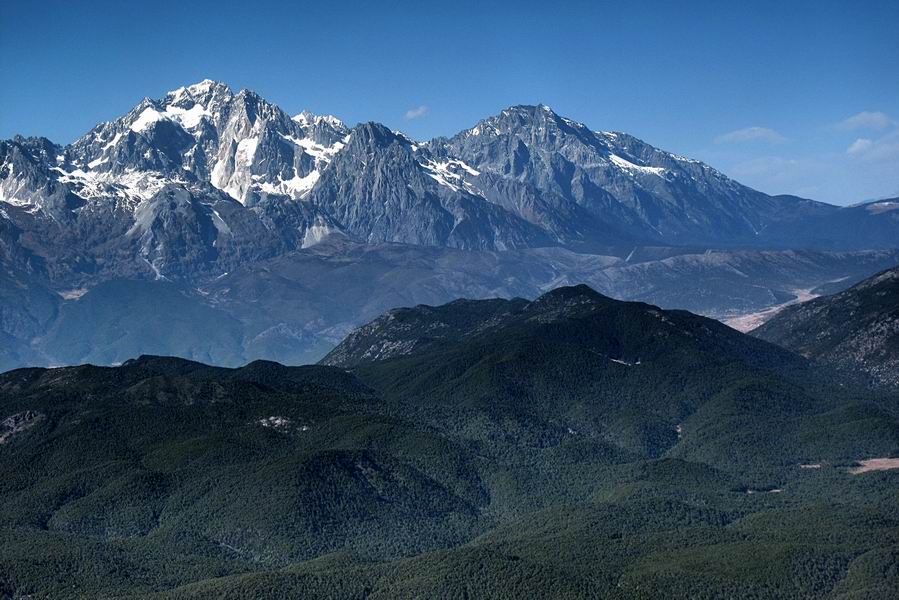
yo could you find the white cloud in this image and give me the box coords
[846,129,899,162]
[404,105,430,120]
[836,111,895,131]
[714,126,787,144]
[847,138,873,155]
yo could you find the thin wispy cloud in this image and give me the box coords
[404,105,430,120]
[847,139,873,155]
[836,111,895,132]
[714,126,787,144]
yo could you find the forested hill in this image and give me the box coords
[753,266,899,388]
[2,287,898,597]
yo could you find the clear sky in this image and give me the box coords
[2,0,897,205]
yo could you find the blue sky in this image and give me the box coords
[2,0,897,205]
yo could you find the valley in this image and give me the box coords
[724,287,821,332]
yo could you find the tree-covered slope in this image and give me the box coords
[2,287,898,597]
[324,285,897,470]
[753,266,899,388]
[0,358,497,597]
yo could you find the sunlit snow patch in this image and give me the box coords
[608,154,667,176]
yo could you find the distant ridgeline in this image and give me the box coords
[1,285,897,598]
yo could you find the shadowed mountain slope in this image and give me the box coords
[754,266,899,388]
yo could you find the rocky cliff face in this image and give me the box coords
[65,80,349,205]
[436,104,836,248]
[308,122,549,249]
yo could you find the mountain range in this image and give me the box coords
[2,80,898,370]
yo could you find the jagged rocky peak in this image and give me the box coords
[308,119,551,251]
[448,103,676,176]
[55,79,351,207]
[0,79,355,282]
[455,104,623,160]
[469,104,670,159]
[345,121,406,148]
[438,102,828,245]
[0,136,82,214]
[165,79,234,113]
[293,110,347,136]
[125,79,235,136]
[471,103,588,134]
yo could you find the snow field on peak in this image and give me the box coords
[420,158,482,193]
[130,103,211,134]
[607,154,667,177]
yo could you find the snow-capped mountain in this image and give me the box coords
[64,79,349,206]
[434,104,836,247]
[0,81,356,280]
[1,79,898,287]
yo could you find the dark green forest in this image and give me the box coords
[1,286,897,598]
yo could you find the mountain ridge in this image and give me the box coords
[752,265,899,388]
